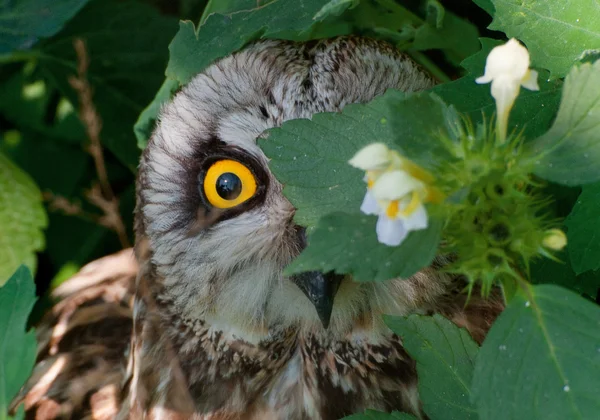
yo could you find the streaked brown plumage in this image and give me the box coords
[12,37,504,419]
[11,249,136,419]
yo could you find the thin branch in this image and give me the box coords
[43,191,129,234]
[43,191,101,225]
[68,38,131,248]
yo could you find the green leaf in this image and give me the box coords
[180,0,211,21]
[285,213,442,282]
[10,404,25,420]
[13,0,178,169]
[314,0,360,22]
[386,91,461,170]
[166,0,327,85]
[528,61,600,186]
[433,38,563,141]
[0,154,47,285]
[385,314,479,420]
[488,0,600,78]
[0,266,37,417]
[134,78,180,149]
[530,250,600,299]
[472,285,600,420]
[343,409,416,420]
[0,0,90,54]
[261,92,446,282]
[199,0,262,20]
[346,0,420,38]
[412,6,480,66]
[137,0,340,150]
[348,0,479,66]
[472,0,494,16]
[565,182,600,274]
[260,93,398,227]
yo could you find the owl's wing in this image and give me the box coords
[10,249,137,420]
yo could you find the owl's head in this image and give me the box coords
[136,37,445,340]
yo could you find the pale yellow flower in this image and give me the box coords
[476,38,539,142]
[542,228,567,251]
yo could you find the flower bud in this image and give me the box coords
[348,143,392,171]
[542,229,567,251]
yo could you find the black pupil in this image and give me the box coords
[216,172,242,200]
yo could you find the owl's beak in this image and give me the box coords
[292,271,343,329]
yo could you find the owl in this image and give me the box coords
[12,37,503,420]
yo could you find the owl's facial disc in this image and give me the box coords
[139,37,438,334]
[198,152,342,328]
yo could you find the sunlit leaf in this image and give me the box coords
[385,314,479,420]
[0,154,47,285]
[472,285,600,420]
[528,61,600,186]
[488,0,600,78]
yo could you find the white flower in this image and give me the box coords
[371,170,429,246]
[475,38,539,142]
[349,144,442,247]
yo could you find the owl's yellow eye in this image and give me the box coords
[203,159,257,209]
